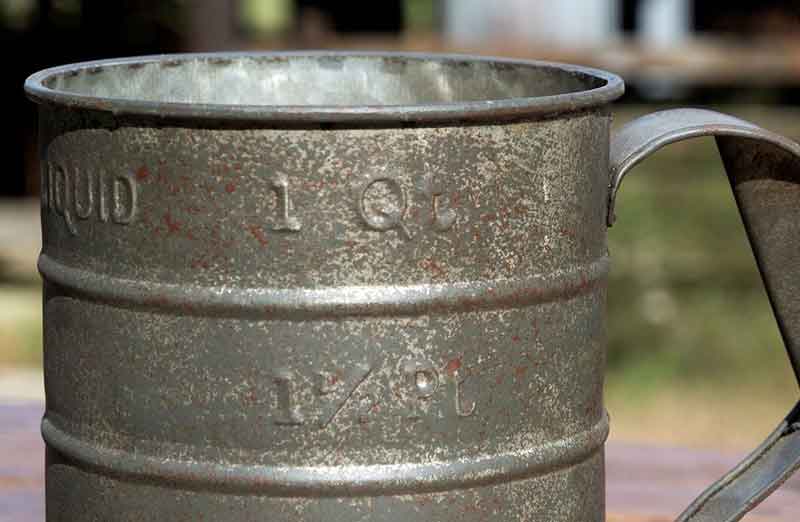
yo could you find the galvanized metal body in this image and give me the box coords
[25,52,800,522]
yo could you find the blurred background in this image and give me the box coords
[2,0,800,450]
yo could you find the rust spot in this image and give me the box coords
[247,225,269,247]
[419,257,446,277]
[146,295,170,307]
[303,180,326,191]
[163,211,182,233]
[514,365,528,379]
[190,258,210,270]
[225,182,236,193]
[135,166,150,180]
[445,357,462,376]
[560,227,577,238]
[243,389,257,405]
[511,335,521,343]
[89,99,113,111]
[495,374,504,385]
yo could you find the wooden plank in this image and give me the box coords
[0,404,44,522]
[607,443,800,521]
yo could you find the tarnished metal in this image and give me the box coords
[24,52,799,522]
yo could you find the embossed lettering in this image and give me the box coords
[42,160,138,235]
[447,372,476,417]
[113,174,137,224]
[315,370,339,396]
[267,361,475,427]
[73,168,94,220]
[98,173,110,222]
[272,369,305,425]
[403,360,440,419]
[357,388,381,424]
[49,163,77,235]
[432,193,456,231]
[358,176,411,239]
[314,364,372,427]
[270,174,302,232]
[422,177,457,231]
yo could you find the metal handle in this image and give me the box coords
[608,108,800,522]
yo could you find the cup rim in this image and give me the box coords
[24,51,625,124]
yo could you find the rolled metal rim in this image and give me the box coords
[24,51,624,124]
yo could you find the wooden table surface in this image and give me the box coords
[2,402,798,521]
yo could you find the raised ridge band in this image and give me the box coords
[39,254,609,319]
[42,413,608,496]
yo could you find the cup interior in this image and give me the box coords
[39,54,610,107]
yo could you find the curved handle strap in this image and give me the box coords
[608,108,800,522]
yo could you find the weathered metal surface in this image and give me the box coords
[609,108,800,522]
[24,53,800,521]
[27,53,616,521]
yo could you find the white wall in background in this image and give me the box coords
[638,0,692,49]
[443,0,620,48]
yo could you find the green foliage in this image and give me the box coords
[404,0,437,31]
[239,0,292,35]
[0,285,41,367]
[606,106,799,398]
